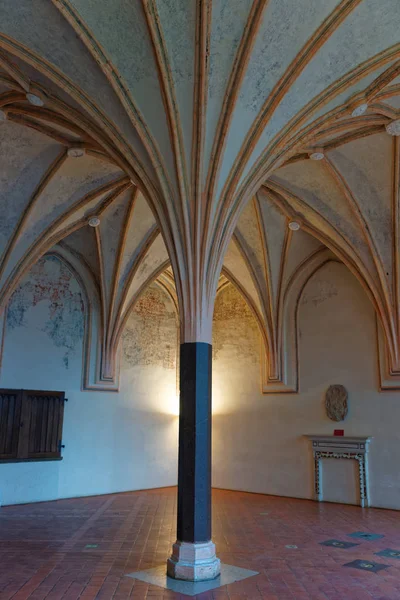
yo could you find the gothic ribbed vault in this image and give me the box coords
[0,0,400,387]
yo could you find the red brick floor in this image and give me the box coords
[1,488,400,599]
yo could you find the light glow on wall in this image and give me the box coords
[165,393,180,416]
[212,379,225,415]
[163,387,225,416]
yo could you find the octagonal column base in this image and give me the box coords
[167,541,221,581]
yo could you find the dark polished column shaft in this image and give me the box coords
[177,342,212,543]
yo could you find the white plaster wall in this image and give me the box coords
[0,257,178,506]
[212,262,400,510]
[4,253,400,511]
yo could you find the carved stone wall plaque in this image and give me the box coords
[325,384,348,422]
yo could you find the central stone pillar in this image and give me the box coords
[167,342,221,581]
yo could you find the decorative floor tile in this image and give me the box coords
[348,531,384,541]
[344,559,390,573]
[375,548,400,559]
[320,539,359,549]
[126,564,259,596]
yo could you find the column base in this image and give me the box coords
[167,541,221,581]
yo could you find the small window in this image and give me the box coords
[0,389,66,462]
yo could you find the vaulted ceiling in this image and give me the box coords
[0,1,400,383]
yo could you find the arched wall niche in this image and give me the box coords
[261,249,394,395]
[112,260,172,362]
[120,275,180,398]
[222,242,393,395]
[0,243,122,392]
[261,250,341,394]
[0,243,110,390]
[276,249,400,394]
[0,251,179,393]
[152,275,180,395]
[42,245,116,392]
[51,244,110,391]
[0,251,87,387]
[0,238,178,394]
[0,239,391,397]
[121,284,178,368]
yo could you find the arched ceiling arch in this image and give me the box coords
[265,129,400,376]
[0,0,400,350]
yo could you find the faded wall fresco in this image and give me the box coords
[122,284,178,370]
[213,284,260,363]
[6,254,84,369]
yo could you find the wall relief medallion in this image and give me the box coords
[325,384,348,421]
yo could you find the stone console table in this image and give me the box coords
[306,435,372,508]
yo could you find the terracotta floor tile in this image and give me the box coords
[2,488,400,599]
